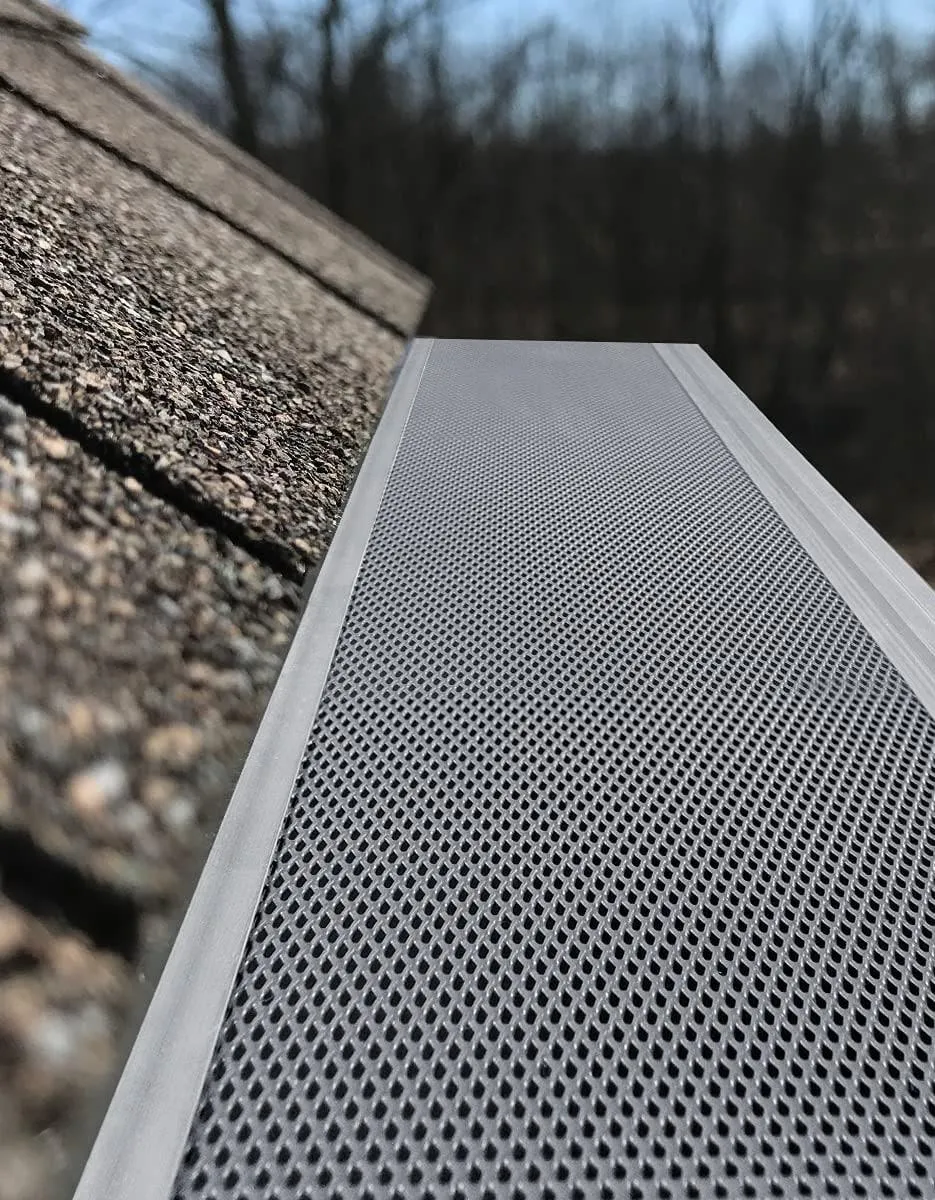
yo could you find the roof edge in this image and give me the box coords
[4,0,86,37]
[58,38,427,298]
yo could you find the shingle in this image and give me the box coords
[0,395,307,1197]
[0,0,83,35]
[0,894,129,1200]
[0,397,299,913]
[0,23,428,333]
[0,91,405,581]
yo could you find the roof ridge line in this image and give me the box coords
[0,70,410,338]
[49,34,427,295]
[1,0,85,37]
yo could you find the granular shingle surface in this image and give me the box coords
[0,24,427,334]
[0,894,129,1200]
[0,91,407,581]
[0,399,299,906]
[0,398,299,1200]
[0,6,426,1198]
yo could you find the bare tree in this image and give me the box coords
[691,0,736,372]
[204,0,260,154]
[75,0,935,545]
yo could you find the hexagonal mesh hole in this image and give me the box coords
[173,342,935,1199]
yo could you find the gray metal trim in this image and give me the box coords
[72,338,434,1200]
[654,341,935,723]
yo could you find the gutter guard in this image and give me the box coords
[75,340,935,1200]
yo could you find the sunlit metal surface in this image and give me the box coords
[80,340,935,1200]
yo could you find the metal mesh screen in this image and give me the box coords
[173,341,935,1200]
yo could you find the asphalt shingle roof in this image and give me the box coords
[0,8,428,1198]
[0,398,297,923]
[0,94,404,580]
[0,1,427,334]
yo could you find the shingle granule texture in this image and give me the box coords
[0,92,408,581]
[0,893,130,1200]
[0,23,427,333]
[0,401,299,904]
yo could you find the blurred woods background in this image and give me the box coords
[76,0,935,563]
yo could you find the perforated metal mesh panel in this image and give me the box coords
[173,342,935,1199]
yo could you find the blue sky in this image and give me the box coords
[473,0,935,54]
[62,0,935,72]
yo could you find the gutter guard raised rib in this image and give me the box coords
[77,340,935,1200]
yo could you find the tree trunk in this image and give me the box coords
[205,0,259,156]
[318,0,349,218]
